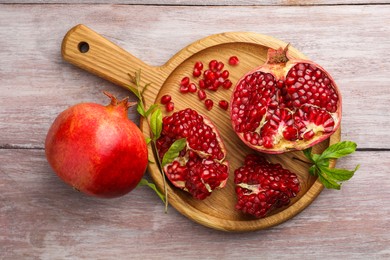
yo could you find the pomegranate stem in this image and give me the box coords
[292,156,313,165]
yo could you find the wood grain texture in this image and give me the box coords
[0,4,389,149]
[0,2,389,258]
[1,0,388,5]
[1,149,388,258]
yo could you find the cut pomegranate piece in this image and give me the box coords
[156,108,229,200]
[235,154,300,218]
[230,45,341,153]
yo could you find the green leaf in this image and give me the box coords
[303,147,313,162]
[141,83,152,95]
[318,171,341,190]
[318,141,357,161]
[145,104,159,117]
[145,137,152,144]
[319,164,360,182]
[150,108,162,140]
[137,178,165,202]
[309,165,317,176]
[312,153,321,163]
[137,102,145,117]
[125,84,141,100]
[162,138,187,167]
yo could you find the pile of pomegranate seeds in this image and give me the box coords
[160,56,240,113]
[177,56,240,112]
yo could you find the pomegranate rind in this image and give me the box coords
[230,47,342,154]
[45,94,148,198]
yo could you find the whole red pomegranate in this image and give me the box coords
[230,45,341,153]
[235,154,300,218]
[156,108,228,200]
[45,92,148,198]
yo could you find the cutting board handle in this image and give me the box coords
[61,24,161,90]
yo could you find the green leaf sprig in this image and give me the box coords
[302,141,360,190]
[127,71,187,213]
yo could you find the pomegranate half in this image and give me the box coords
[230,45,341,153]
[45,92,148,198]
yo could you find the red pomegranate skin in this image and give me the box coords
[45,95,148,198]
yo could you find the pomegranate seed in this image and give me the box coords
[181,76,190,87]
[180,85,189,93]
[193,68,201,77]
[194,61,203,70]
[205,70,216,81]
[222,79,232,89]
[221,70,229,79]
[188,83,197,93]
[218,100,229,110]
[216,61,224,71]
[198,89,207,100]
[199,79,206,89]
[160,94,172,105]
[205,99,214,111]
[165,102,174,112]
[209,60,218,71]
[229,56,239,66]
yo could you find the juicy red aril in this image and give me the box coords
[235,154,300,218]
[165,102,174,112]
[199,79,206,89]
[193,68,201,77]
[221,70,229,79]
[229,56,239,66]
[188,83,197,93]
[181,76,190,87]
[222,79,232,89]
[180,85,189,93]
[160,94,172,105]
[216,62,224,71]
[205,99,214,111]
[194,61,203,70]
[218,100,229,110]
[198,89,207,100]
[156,108,228,200]
[209,60,218,71]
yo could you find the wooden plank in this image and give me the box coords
[0,149,388,258]
[0,0,388,5]
[0,4,389,149]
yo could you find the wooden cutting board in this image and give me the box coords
[61,24,341,232]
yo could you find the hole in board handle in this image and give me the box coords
[78,42,89,53]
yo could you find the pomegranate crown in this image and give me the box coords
[103,91,137,109]
[267,44,290,64]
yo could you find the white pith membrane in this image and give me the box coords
[230,59,340,153]
[156,109,229,200]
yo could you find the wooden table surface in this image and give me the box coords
[1,1,389,259]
